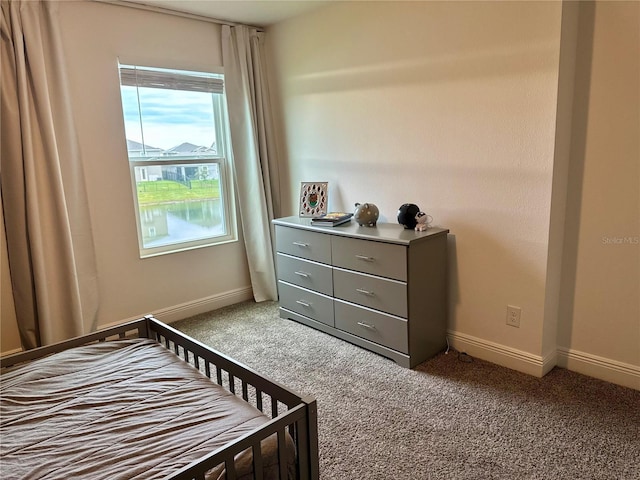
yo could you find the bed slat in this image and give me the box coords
[242,380,249,401]
[229,372,236,394]
[277,429,288,480]
[226,455,237,480]
[256,390,263,412]
[252,441,264,480]
[295,416,310,480]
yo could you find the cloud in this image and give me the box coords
[121,86,218,150]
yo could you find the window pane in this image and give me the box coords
[122,86,219,156]
[121,86,144,154]
[135,163,225,248]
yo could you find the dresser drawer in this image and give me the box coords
[335,300,408,354]
[278,281,334,327]
[333,267,407,317]
[331,236,406,281]
[276,253,333,296]
[276,226,331,264]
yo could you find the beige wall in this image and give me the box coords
[267,1,639,386]
[268,1,563,367]
[0,0,252,352]
[558,2,639,374]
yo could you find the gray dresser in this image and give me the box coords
[273,216,449,368]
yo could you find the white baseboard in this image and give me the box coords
[100,286,254,329]
[557,347,640,390]
[447,330,547,377]
[448,330,640,390]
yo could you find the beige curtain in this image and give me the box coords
[222,25,281,302]
[1,0,98,348]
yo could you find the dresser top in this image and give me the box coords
[273,216,449,246]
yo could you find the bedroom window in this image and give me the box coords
[118,63,237,257]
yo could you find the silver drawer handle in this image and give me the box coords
[292,241,309,248]
[357,321,376,330]
[294,271,310,278]
[356,288,375,296]
[355,254,374,262]
[296,300,311,307]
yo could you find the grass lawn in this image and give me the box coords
[137,180,220,204]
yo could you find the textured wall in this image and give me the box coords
[558,1,640,368]
[267,1,563,359]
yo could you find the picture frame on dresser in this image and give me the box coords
[272,215,449,368]
[298,182,328,217]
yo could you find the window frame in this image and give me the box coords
[118,63,237,258]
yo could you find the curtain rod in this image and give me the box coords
[93,0,264,31]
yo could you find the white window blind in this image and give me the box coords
[119,65,224,94]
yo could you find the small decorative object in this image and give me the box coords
[397,203,420,229]
[299,182,328,217]
[353,202,379,227]
[415,212,433,231]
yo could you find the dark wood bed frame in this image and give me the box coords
[0,315,319,480]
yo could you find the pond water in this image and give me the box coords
[140,199,225,248]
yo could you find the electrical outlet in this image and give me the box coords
[506,305,521,328]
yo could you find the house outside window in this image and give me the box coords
[118,64,237,257]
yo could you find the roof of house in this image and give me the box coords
[126,139,163,152]
[165,142,215,154]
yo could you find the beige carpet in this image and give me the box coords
[173,300,640,480]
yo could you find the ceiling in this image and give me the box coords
[120,0,332,27]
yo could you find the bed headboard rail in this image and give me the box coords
[0,319,148,369]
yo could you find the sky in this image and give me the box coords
[121,86,217,151]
